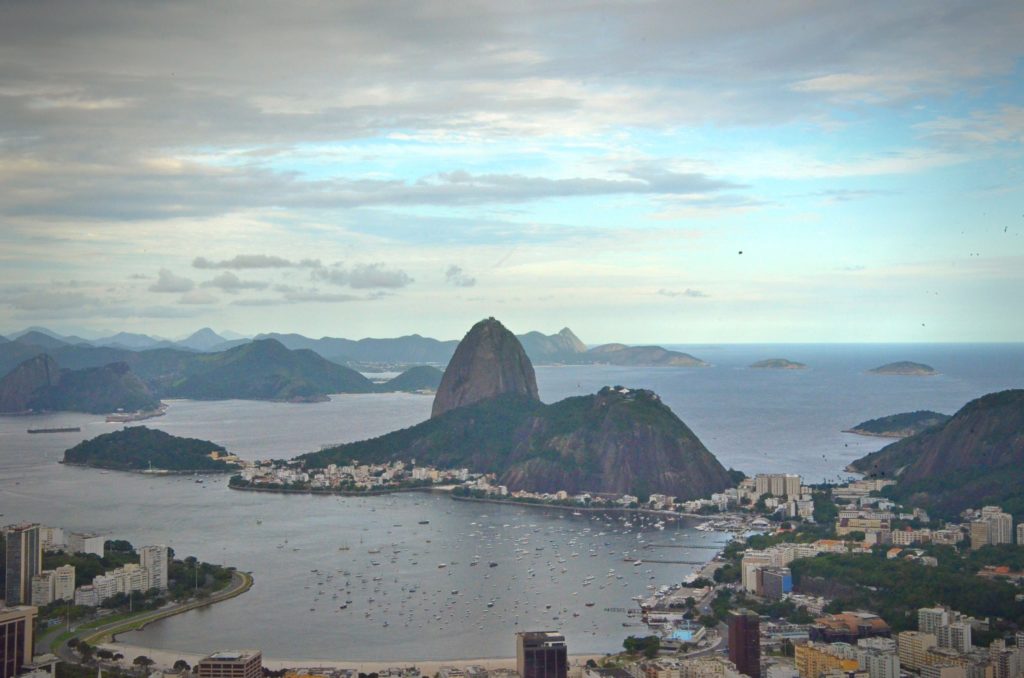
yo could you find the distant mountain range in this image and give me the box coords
[0,325,707,369]
[0,338,444,414]
[848,390,1024,519]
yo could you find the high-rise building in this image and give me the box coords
[4,525,41,606]
[139,545,169,591]
[30,571,55,606]
[53,565,75,602]
[66,533,104,557]
[516,631,568,678]
[758,568,792,600]
[197,651,262,678]
[859,646,900,678]
[794,643,858,678]
[980,508,1013,545]
[729,610,761,678]
[1017,524,1024,546]
[938,623,972,654]
[969,522,990,550]
[898,632,937,671]
[919,608,950,635]
[0,606,37,678]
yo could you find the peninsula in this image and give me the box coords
[843,410,950,438]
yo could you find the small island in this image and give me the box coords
[868,361,938,376]
[844,410,951,438]
[749,358,807,370]
[63,425,239,473]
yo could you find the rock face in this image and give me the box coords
[431,318,539,418]
[0,354,61,412]
[849,390,1024,517]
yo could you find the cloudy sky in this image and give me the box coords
[1,1,1022,343]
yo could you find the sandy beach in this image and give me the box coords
[103,642,604,674]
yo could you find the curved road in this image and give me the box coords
[47,570,253,664]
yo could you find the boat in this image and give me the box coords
[418,520,430,524]
[489,562,498,567]
[27,427,80,434]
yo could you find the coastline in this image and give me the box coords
[101,642,603,673]
[448,492,711,520]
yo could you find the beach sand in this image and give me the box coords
[103,642,604,674]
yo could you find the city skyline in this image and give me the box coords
[1,2,1023,344]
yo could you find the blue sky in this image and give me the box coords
[0,1,1022,343]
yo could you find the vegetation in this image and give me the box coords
[868,361,937,376]
[377,365,443,392]
[63,426,233,472]
[622,635,661,658]
[791,549,1024,635]
[844,410,950,437]
[750,359,807,370]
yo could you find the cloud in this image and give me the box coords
[311,263,413,289]
[348,264,413,289]
[193,255,321,269]
[5,290,89,311]
[658,288,709,299]
[148,269,195,293]
[229,288,370,305]
[445,265,476,287]
[200,271,269,293]
[179,290,219,305]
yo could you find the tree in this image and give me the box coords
[173,660,191,672]
[133,656,155,669]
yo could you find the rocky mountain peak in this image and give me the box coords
[431,317,539,418]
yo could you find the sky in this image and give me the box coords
[1,1,1023,344]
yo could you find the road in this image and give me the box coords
[45,570,253,665]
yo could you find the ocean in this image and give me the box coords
[1,343,1021,660]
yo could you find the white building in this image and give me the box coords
[38,527,65,551]
[54,565,75,602]
[74,585,98,607]
[859,647,900,678]
[66,532,104,557]
[140,545,170,590]
[980,507,1013,545]
[30,571,55,606]
[937,622,972,654]
[919,608,949,635]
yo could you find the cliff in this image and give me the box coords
[431,318,539,418]
[0,354,61,412]
[848,390,1024,517]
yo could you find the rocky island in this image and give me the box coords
[63,425,238,472]
[302,317,733,499]
[868,361,938,376]
[750,358,807,370]
[844,410,950,438]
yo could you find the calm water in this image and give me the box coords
[1,343,1022,660]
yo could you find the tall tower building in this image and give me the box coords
[4,525,41,605]
[980,507,1013,545]
[516,631,567,678]
[730,610,761,678]
[139,545,169,591]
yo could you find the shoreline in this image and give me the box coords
[228,482,447,497]
[101,642,604,673]
[448,493,715,520]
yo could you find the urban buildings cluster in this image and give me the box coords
[236,459,473,491]
[2,523,169,609]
